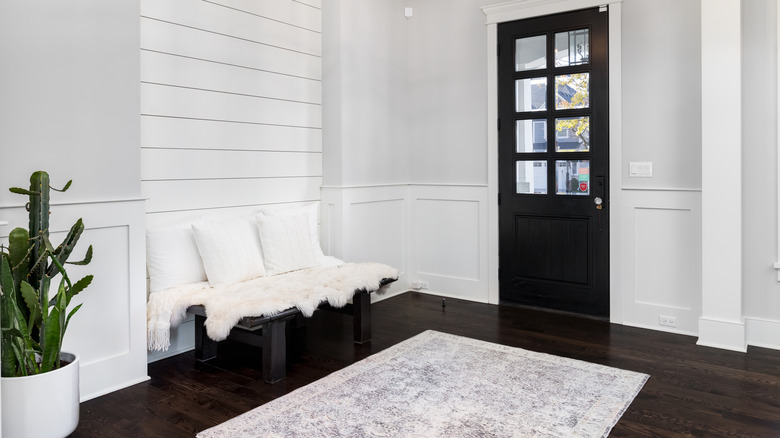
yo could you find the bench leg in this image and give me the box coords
[262,319,287,383]
[194,314,218,361]
[353,290,371,344]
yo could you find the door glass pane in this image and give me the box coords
[555,73,589,109]
[515,35,546,71]
[516,119,547,152]
[555,117,590,152]
[556,160,589,195]
[516,160,547,194]
[515,77,547,112]
[555,29,589,67]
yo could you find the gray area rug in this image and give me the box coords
[197,330,648,437]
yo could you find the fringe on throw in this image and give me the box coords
[147,328,171,352]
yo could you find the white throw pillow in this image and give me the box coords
[146,223,208,292]
[256,212,318,275]
[259,202,325,260]
[192,216,266,287]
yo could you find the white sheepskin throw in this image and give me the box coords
[147,262,398,351]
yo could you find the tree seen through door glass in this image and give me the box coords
[516,119,547,152]
[555,117,589,152]
[515,35,546,71]
[555,29,589,67]
[515,78,547,112]
[555,73,589,109]
[516,160,547,194]
[555,160,589,195]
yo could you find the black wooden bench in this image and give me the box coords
[188,278,395,383]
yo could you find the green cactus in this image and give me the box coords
[1,171,93,377]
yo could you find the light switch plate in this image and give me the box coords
[629,162,653,178]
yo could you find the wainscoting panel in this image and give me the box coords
[321,185,409,302]
[410,185,490,303]
[619,190,702,335]
[634,207,696,310]
[0,199,148,401]
[416,199,480,281]
[348,199,406,271]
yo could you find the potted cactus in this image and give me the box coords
[0,171,93,438]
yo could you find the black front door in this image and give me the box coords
[498,8,609,318]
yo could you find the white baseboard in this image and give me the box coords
[82,376,151,402]
[697,317,747,352]
[745,317,780,350]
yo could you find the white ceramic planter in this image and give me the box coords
[1,352,80,438]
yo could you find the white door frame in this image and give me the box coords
[482,0,624,323]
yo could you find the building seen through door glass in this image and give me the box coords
[513,28,592,197]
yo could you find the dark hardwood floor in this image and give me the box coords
[72,292,780,437]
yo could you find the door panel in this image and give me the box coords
[498,8,609,317]
[513,215,590,285]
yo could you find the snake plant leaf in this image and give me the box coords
[66,245,92,266]
[40,281,67,372]
[40,306,61,373]
[50,180,72,192]
[1,255,18,376]
[63,303,82,340]
[3,327,25,340]
[1,258,35,377]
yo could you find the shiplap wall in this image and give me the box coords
[140,0,322,226]
[141,0,322,360]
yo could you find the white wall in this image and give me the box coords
[742,0,780,349]
[322,0,409,187]
[407,0,491,185]
[0,1,140,201]
[0,0,148,402]
[621,0,702,190]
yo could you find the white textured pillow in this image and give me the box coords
[256,212,317,275]
[259,202,325,260]
[192,216,266,287]
[146,223,207,292]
